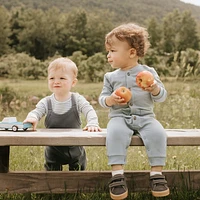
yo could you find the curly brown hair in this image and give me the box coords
[105,23,150,57]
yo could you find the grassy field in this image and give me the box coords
[0,78,200,199]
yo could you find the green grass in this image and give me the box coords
[0,78,200,199]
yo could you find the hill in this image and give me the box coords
[1,0,200,26]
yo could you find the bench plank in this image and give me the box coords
[0,129,200,146]
[0,129,200,194]
[0,170,199,193]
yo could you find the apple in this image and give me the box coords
[115,86,132,103]
[136,71,154,89]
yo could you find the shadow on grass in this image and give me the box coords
[0,188,199,200]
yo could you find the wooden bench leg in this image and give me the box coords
[0,146,10,173]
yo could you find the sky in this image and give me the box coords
[180,0,200,6]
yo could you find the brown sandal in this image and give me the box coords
[109,174,128,200]
[150,174,170,197]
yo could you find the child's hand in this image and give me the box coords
[23,118,38,131]
[106,92,128,106]
[83,126,102,132]
[144,80,160,96]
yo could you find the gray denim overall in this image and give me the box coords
[44,94,86,171]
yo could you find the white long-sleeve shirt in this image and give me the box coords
[26,92,99,127]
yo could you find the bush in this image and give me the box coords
[170,48,200,77]
[0,53,47,79]
[141,48,171,76]
[0,86,16,105]
[69,51,88,80]
[78,52,110,82]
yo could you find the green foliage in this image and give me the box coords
[146,17,161,49]
[58,8,112,57]
[14,7,64,60]
[177,11,199,51]
[141,49,170,76]
[170,48,200,77]
[0,85,16,105]
[0,53,47,79]
[78,52,110,83]
[0,2,200,81]
[0,6,11,55]
[161,10,199,53]
[69,51,88,80]
[85,10,113,56]
[0,85,18,116]
[60,9,88,56]
[1,0,200,27]
[8,7,112,60]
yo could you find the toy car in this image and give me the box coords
[0,117,32,132]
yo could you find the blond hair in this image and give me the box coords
[105,23,150,57]
[48,57,78,78]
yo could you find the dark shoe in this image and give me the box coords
[150,174,170,197]
[109,174,128,200]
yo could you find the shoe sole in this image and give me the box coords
[110,190,128,200]
[152,188,170,197]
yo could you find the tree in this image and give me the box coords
[59,8,112,57]
[161,10,199,53]
[15,7,64,60]
[9,8,23,51]
[161,9,181,53]
[146,17,161,49]
[59,9,88,56]
[177,11,199,51]
[0,6,11,55]
[85,10,113,56]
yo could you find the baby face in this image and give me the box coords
[48,66,76,98]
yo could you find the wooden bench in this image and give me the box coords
[0,129,200,194]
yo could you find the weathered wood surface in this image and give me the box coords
[0,170,199,194]
[0,129,200,146]
[0,129,200,194]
